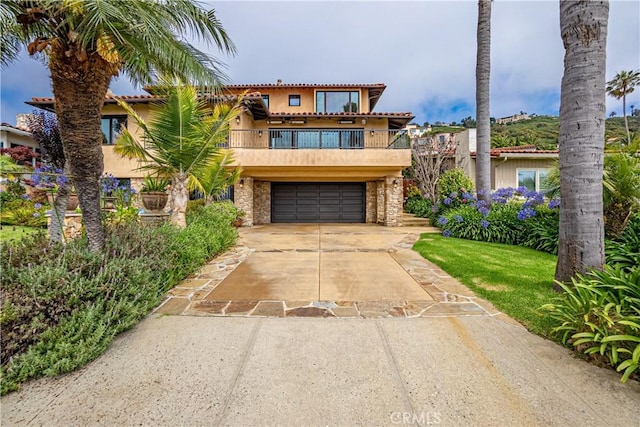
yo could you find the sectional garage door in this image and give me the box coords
[271,183,365,223]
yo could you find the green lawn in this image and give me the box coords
[0,225,44,243]
[413,234,558,337]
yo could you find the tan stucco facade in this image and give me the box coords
[80,83,411,226]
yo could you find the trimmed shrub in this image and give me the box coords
[0,201,238,394]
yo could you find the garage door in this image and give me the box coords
[271,183,365,223]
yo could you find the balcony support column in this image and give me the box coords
[365,181,377,223]
[234,177,254,226]
[384,176,403,227]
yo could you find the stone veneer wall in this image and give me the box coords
[366,181,377,223]
[384,176,403,226]
[253,181,271,224]
[234,177,254,226]
[376,180,386,224]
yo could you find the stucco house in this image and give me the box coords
[1,116,40,168]
[27,82,414,226]
[469,145,557,192]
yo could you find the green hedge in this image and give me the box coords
[0,201,238,394]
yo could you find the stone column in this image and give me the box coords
[234,177,254,226]
[365,181,377,223]
[376,179,386,224]
[253,181,271,224]
[384,176,403,226]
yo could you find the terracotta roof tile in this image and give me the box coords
[224,83,386,89]
[268,112,413,118]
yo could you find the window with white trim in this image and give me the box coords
[517,168,551,193]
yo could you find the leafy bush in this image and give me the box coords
[0,202,238,394]
[437,168,474,203]
[606,214,640,272]
[404,197,433,218]
[541,267,640,383]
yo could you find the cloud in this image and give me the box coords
[1,0,638,126]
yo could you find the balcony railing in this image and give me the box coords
[226,129,409,149]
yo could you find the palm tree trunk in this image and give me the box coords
[555,0,608,285]
[49,56,114,252]
[475,0,492,202]
[623,94,631,144]
[171,173,189,228]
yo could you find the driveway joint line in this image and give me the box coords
[214,318,263,427]
[490,316,608,423]
[375,320,416,415]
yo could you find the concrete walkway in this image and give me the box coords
[2,224,639,426]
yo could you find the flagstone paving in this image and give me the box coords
[155,224,508,320]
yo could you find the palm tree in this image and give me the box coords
[606,70,640,144]
[0,1,235,251]
[555,1,609,284]
[114,82,240,228]
[475,0,492,203]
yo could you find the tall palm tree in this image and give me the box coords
[114,82,240,228]
[0,1,235,251]
[606,70,640,144]
[555,0,609,284]
[475,0,492,202]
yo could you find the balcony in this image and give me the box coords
[226,129,410,149]
[225,129,411,180]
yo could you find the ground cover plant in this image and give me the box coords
[0,201,238,394]
[412,234,558,336]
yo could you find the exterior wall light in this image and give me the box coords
[258,130,263,137]
[235,116,240,125]
[239,179,244,188]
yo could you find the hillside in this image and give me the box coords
[491,115,639,150]
[423,115,639,150]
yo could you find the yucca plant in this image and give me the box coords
[115,80,241,227]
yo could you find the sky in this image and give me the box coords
[1,0,639,126]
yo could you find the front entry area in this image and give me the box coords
[271,182,365,223]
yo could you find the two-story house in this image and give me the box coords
[27,82,414,226]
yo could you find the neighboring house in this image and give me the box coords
[28,82,414,226]
[409,128,475,180]
[0,118,39,167]
[495,113,530,125]
[469,145,557,192]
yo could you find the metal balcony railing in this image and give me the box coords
[226,129,409,149]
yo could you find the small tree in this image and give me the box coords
[411,135,456,204]
[606,70,640,144]
[115,82,241,228]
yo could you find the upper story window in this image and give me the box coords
[262,95,269,109]
[101,115,127,145]
[289,95,301,107]
[316,91,359,113]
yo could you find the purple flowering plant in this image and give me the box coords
[31,165,69,190]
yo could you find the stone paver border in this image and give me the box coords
[154,228,512,321]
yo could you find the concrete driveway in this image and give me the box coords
[2,224,639,426]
